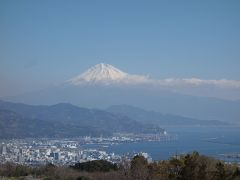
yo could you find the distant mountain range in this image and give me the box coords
[0,100,164,139]
[0,100,230,139]
[3,63,240,124]
[0,109,108,138]
[107,105,229,127]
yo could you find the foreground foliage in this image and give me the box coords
[0,152,240,180]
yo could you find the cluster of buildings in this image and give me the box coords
[0,138,119,165]
[0,135,155,166]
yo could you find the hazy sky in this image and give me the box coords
[1,0,240,97]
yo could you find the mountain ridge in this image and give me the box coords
[0,109,112,138]
[107,104,229,126]
[0,100,164,139]
[3,85,240,123]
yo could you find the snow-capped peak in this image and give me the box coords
[68,63,150,85]
[67,63,240,92]
[82,63,128,80]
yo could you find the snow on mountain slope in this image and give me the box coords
[67,63,240,100]
[68,63,150,85]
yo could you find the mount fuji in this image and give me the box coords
[3,63,240,124]
[68,63,150,86]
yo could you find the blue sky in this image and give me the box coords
[1,0,240,96]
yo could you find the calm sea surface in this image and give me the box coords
[106,126,240,162]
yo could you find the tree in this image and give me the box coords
[196,161,207,180]
[130,155,148,180]
[180,154,197,180]
[213,162,226,180]
[71,160,118,172]
[168,158,183,180]
[232,167,240,179]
